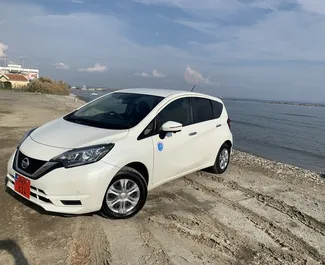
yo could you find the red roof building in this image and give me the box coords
[0,73,29,89]
[4,74,29,82]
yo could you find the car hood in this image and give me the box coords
[30,117,129,149]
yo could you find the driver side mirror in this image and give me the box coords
[161,121,182,133]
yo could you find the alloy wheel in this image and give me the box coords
[219,148,229,170]
[105,179,140,214]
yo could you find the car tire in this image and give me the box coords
[208,143,231,174]
[100,166,148,219]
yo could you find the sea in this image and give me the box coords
[72,89,325,173]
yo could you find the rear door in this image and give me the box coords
[190,97,224,168]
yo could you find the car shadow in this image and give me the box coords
[0,239,29,265]
[5,187,94,218]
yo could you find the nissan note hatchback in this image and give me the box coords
[6,88,233,219]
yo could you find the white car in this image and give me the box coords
[6,88,233,219]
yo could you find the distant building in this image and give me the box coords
[0,73,29,89]
[0,64,39,81]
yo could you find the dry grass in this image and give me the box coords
[20,77,70,95]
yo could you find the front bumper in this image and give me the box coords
[6,149,120,215]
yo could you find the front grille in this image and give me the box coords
[13,149,63,180]
[16,150,47,175]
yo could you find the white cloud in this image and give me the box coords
[297,0,325,14]
[215,11,325,61]
[2,1,325,101]
[0,41,8,57]
[134,0,248,20]
[135,69,166,78]
[78,63,108,73]
[54,62,70,70]
[0,2,199,74]
[134,0,325,62]
[152,69,165,77]
[184,66,209,85]
[134,72,150,77]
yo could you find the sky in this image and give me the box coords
[1,0,325,102]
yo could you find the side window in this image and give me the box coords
[193,97,214,123]
[156,98,192,130]
[211,100,223,119]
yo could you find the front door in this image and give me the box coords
[150,97,197,186]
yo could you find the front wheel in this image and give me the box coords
[100,167,148,219]
[208,143,231,174]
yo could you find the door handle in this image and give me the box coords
[189,132,197,136]
[216,124,221,128]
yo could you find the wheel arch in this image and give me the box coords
[224,140,232,149]
[123,161,149,186]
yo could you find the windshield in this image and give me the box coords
[64,92,164,129]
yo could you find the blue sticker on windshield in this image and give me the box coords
[157,142,164,152]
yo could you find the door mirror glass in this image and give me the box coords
[161,121,182,133]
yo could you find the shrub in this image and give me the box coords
[22,77,70,95]
[0,81,12,90]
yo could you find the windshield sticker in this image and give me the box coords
[157,142,164,152]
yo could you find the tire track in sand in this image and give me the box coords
[149,190,308,265]
[94,214,173,265]
[182,176,324,264]
[224,179,325,237]
[202,171,325,237]
[142,207,240,264]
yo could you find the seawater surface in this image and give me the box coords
[73,90,325,172]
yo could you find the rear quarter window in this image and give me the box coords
[211,100,223,119]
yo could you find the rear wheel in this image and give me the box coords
[101,167,147,219]
[209,143,231,174]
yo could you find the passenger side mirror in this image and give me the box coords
[161,121,182,133]
[159,121,182,140]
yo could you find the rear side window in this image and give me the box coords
[193,97,214,123]
[211,100,223,119]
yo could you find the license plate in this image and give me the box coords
[14,174,31,199]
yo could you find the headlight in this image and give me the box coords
[18,127,37,147]
[51,143,114,168]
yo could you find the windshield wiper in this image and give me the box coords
[66,116,106,127]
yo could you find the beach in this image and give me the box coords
[0,90,324,265]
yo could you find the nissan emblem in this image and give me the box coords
[21,157,30,169]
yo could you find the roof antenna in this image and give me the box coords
[191,85,196,92]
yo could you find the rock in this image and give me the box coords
[231,150,324,184]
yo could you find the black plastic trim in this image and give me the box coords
[61,200,82,206]
[13,149,63,180]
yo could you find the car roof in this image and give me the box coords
[117,88,221,101]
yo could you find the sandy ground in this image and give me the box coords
[0,90,324,265]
